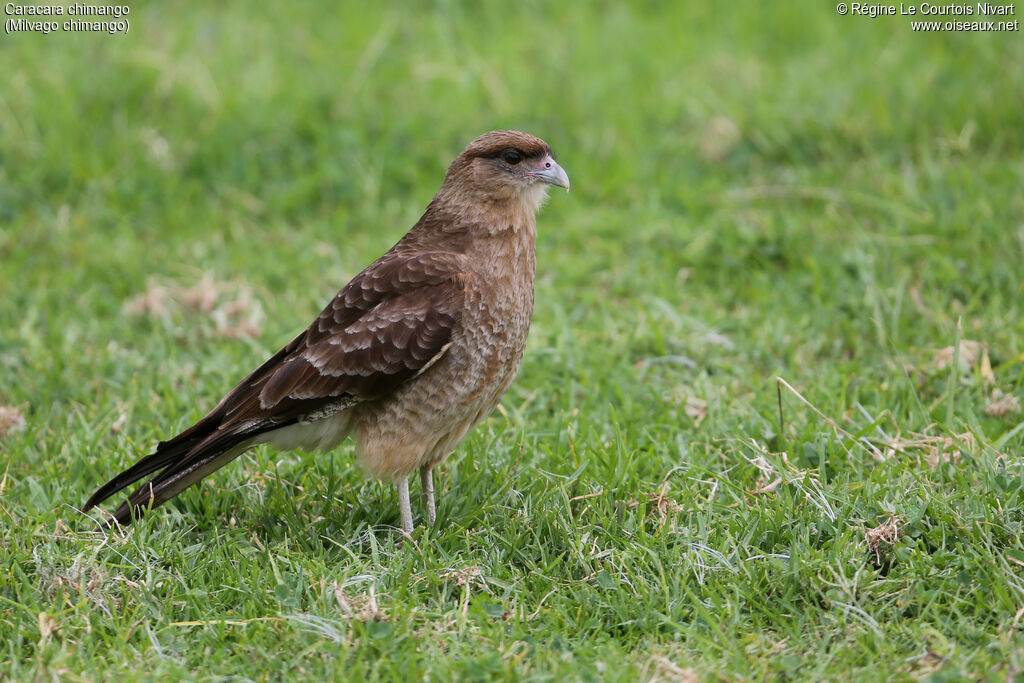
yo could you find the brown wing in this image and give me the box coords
[221,250,465,427]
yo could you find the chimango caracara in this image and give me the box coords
[84,130,569,534]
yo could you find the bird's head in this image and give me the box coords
[441,130,570,215]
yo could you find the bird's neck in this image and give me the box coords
[395,195,537,284]
[437,183,544,232]
[407,192,539,244]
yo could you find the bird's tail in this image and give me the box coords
[83,415,260,527]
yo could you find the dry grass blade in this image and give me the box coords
[985,389,1021,418]
[0,405,27,438]
[930,340,986,372]
[865,514,902,563]
[645,655,701,683]
[874,430,974,468]
[777,377,884,462]
[123,274,265,339]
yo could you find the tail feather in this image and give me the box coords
[83,412,225,512]
[83,453,173,514]
[84,414,284,526]
[84,333,308,527]
[107,442,251,525]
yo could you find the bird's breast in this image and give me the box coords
[350,226,537,479]
[462,229,536,365]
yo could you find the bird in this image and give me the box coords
[83,130,570,535]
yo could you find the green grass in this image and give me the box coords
[2,1,1024,680]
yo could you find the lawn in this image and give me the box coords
[2,2,1023,680]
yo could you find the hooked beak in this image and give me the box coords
[531,156,570,191]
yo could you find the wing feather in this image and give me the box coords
[230,250,465,425]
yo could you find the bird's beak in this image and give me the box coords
[531,157,570,191]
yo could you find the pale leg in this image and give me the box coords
[420,465,436,525]
[397,476,413,535]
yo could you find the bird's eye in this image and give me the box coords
[502,150,523,165]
